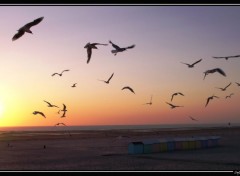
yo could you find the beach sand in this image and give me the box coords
[0,126,239,171]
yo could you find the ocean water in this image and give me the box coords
[0,123,239,132]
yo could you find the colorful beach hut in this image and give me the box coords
[128,141,144,154]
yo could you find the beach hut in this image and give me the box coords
[128,141,144,154]
[195,137,208,149]
[188,137,196,150]
[142,139,159,154]
[208,136,221,147]
[165,138,175,151]
[158,139,168,152]
[174,138,183,151]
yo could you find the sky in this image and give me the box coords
[0,6,240,127]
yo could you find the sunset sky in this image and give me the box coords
[0,6,240,127]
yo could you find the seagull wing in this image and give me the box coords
[52,73,59,76]
[224,82,232,89]
[61,69,70,74]
[87,47,92,64]
[24,17,44,29]
[44,100,52,106]
[192,59,202,66]
[122,86,135,94]
[171,94,175,101]
[109,40,121,50]
[12,30,25,41]
[180,62,190,66]
[91,43,108,46]
[212,56,225,59]
[125,44,135,49]
[178,92,184,96]
[107,73,114,82]
[205,97,211,107]
[62,104,66,111]
[215,68,226,76]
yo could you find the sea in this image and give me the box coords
[0,123,239,132]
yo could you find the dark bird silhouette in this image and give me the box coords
[61,104,67,118]
[189,116,198,121]
[171,92,184,101]
[215,82,232,91]
[43,100,59,108]
[212,55,240,60]
[205,95,219,107]
[57,110,61,114]
[203,68,226,80]
[55,122,67,126]
[33,111,46,118]
[181,59,202,68]
[225,93,234,99]
[52,69,70,77]
[143,95,153,105]
[98,73,114,84]
[84,42,108,64]
[122,86,135,94]
[109,40,135,56]
[166,102,184,109]
[71,83,77,87]
[235,82,240,87]
[12,17,44,41]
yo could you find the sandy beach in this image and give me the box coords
[0,126,239,171]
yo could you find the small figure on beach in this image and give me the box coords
[43,145,46,149]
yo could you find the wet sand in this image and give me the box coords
[0,126,239,171]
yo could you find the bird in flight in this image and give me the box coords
[33,111,46,118]
[122,86,135,94]
[12,17,44,41]
[84,42,108,64]
[225,93,234,99]
[171,92,184,101]
[55,122,67,126]
[189,116,198,121]
[143,95,153,105]
[61,104,67,118]
[205,95,219,107]
[203,68,226,80]
[52,69,70,77]
[98,73,114,84]
[212,55,240,60]
[235,82,240,87]
[180,59,202,68]
[166,102,184,109]
[215,82,232,91]
[71,83,77,88]
[109,40,135,56]
[43,100,59,108]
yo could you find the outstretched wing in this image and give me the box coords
[62,104,66,111]
[205,97,211,107]
[107,73,114,82]
[122,86,135,94]
[12,30,25,41]
[61,69,70,74]
[52,73,59,76]
[224,82,232,89]
[178,92,184,96]
[24,17,44,29]
[87,47,92,64]
[109,40,121,50]
[125,44,135,49]
[91,43,108,46]
[44,100,51,106]
[180,62,190,66]
[215,68,226,76]
[192,59,202,66]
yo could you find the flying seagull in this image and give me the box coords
[225,93,234,99]
[98,73,114,84]
[212,55,240,60]
[84,42,108,64]
[71,83,77,88]
[205,95,219,107]
[189,116,198,121]
[52,69,70,77]
[203,68,226,80]
[143,95,153,105]
[61,104,67,118]
[33,111,46,118]
[109,40,135,56]
[171,92,184,101]
[43,100,59,108]
[235,82,240,87]
[55,122,67,126]
[122,86,135,94]
[166,102,184,109]
[12,17,44,41]
[215,82,232,91]
[181,59,202,68]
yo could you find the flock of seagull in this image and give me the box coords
[11,16,240,125]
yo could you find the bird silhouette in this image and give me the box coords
[84,42,108,64]
[205,95,219,107]
[71,83,77,88]
[212,55,240,60]
[109,40,135,56]
[203,68,226,80]
[122,86,135,94]
[181,59,202,68]
[52,69,70,77]
[55,122,67,126]
[143,95,153,105]
[215,82,232,91]
[225,93,234,99]
[235,82,240,87]
[61,104,67,118]
[33,111,46,118]
[43,100,59,108]
[166,102,183,109]
[189,116,198,121]
[171,92,184,101]
[98,73,114,84]
[12,17,44,41]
